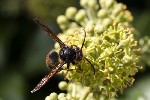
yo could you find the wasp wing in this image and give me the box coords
[31,61,65,93]
[33,18,66,48]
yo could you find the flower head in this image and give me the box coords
[53,0,140,98]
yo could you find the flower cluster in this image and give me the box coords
[45,81,116,100]
[139,36,150,66]
[57,0,133,34]
[47,0,141,99]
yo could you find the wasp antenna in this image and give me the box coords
[84,57,95,75]
[33,18,66,48]
[81,29,86,50]
[31,61,66,93]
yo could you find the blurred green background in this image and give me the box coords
[0,0,150,100]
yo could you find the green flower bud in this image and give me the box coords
[79,87,91,100]
[75,9,86,22]
[99,0,106,8]
[97,9,107,18]
[59,97,67,100]
[58,81,68,90]
[66,94,72,100]
[94,24,104,34]
[57,15,68,25]
[59,24,68,30]
[123,10,133,22]
[88,0,97,8]
[105,0,114,8]
[102,18,112,27]
[80,0,88,8]
[58,93,66,99]
[45,96,51,100]
[112,3,124,16]
[85,21,94,33]
[65,7,77,19]
[67,83,73,92]
[48,92,58,100]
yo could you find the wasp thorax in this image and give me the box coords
[59,46,76,63]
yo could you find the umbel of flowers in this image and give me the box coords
[46,0,141,99]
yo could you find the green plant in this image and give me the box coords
[45,0,141,99]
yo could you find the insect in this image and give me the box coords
[31,18,95,93]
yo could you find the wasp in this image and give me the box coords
[31,18,95,93]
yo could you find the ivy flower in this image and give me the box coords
[46,0,141,99]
